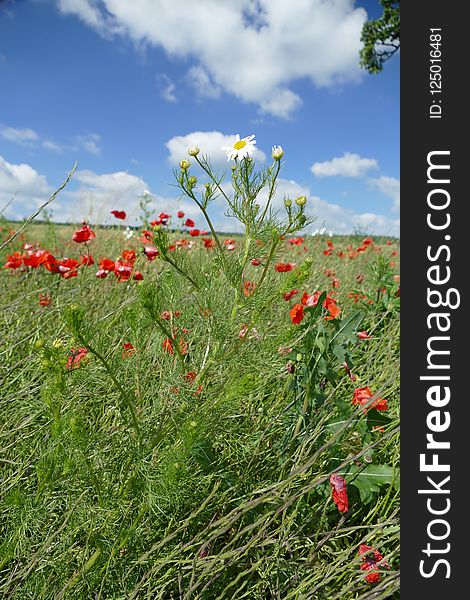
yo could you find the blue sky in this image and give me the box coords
[0,0,399,235]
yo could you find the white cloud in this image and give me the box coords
[165,131,267,167]
[186,66,221,99]
[1,126,39,144]
[43,140,65,153]
[74,132,101,155]
[0,155,51,220]
[368,176,400,210]
[157,73,177,102]
[311,152,379,178]
[55,0,368,118]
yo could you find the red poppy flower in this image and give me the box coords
[43,253,59,273]
[111,210,126,220]
[38,293,52,306]
[329,474,349,513]
[283,289,299,301]
[23,249,49,268]
[352,386,388,412]
[358,544,389,583]
[160,310,181,320]
[3,252,23,269]
[140,229,153,243]
[288,236,304,246]
[143,245,159,260]
[99,258,115,272]
[162,336,188,356]
[96,269,109,278]
[184,218,195,228]
[301,291,321,307]
[357,331,370,339]
[72,223,95,243]
[275,262,295,273]
[177,211,185,218]
[323,248,333,256]
[57,258,80,278]
[122,342,136,359]
[114,260,133,281]
[324,296,341,321]
[81,254,94,266]
[66,347,88,370]
[121,249,136,263]
[290,303,304,325]
[327,240,334,248]
[202,237,215,248]
[133,271,143,281]
[189,229,200,237]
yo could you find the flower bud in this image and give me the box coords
[188,176,197,187]
[179,159,191,171]
[284,198,292,208]
[188,145,200,157]
[295,195,307,207]
[272,145,284,160]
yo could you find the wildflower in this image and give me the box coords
[184,218,195,228]
[143,245,159,260]
[329,474,349,513]
[352,386,388,412]
[243,281,256,297]
[202,237,215,248]
[358,544,389,583]
[123,227,134,240]
[160,310,181,320]
[133,271,143,281]
[99,258,115,272]
[295,195,307,207]
[81,254,94,266]
[121,249,136,264]
[3,252,23,269]
[301,291,321,307]
[189,229,200,237]
[250,258,261,266]
[177,210,185,219]
[122,342,136,359]
[323,296,341,321]
[290,303,304,325]
[66,347,88,370]
[357,331,370,339]
[114,260,133,282]
[111,210,126,219]
[223,239,237,251]
[72,223,95,243]
[96,269,109,278]
[284,198,292,208]
[288,236,304,246]
[275,262,295,273]
[188,145,200,157]
[179,159,191,170]
[342,361,356,382]
[57,258,80,278]
[283,289,299,301]
[272,145,284,160]
[221,134,256,161]
[23,249,49,268]
[38,293,52,306]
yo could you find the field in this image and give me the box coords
[1,159,400,599]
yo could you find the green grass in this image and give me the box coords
[0,220,400,599]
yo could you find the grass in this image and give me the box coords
[0,218,400,599]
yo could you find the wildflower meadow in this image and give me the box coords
[1,140,400,598]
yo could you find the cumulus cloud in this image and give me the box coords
[0,155,50,220]
[157,73,177,102]
[311,152,379,178]
[55,0,367,118]
[368,176,400,210]
[186,66,222,100]
[1,126,39,145]
[165,131,267,167]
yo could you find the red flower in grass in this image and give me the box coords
[162,336,188,356]
[352,386,388,412]
[189,229,200,237]
[23,249,49,268]
[288,236,304,246]
[177,211,185,219]
[81,254,94,266]
[133,271,144,281]
[223,239,237,251]
[38,293,51,306]
[73,223,95,243]
[275,262,295,273]
[121,249,136,264]
[184,218,195,228]
[111,210,126,220]
[358,544,389,583]
[160,310,181,321]
[66,347,88,370]
[99,258,115,272]
[357,331,370,340]
[301,291,321,307]
[143,245,159,260]
[57,258,80,278]
[114,260,133,282]
[250,258,261,266]
[243,281,256,297]
[283,289,299,301]
[3,252,23,269]
[323,296,341,321]
[96,269,109,278]
[290,303,304,325]
[122,342,136,359]
[329,474,349,513]
[202,237,215,248]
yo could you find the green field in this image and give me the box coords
[1,162,400,598]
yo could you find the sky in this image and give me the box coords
[0,0,400,236]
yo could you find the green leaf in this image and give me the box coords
[347,463,396,504]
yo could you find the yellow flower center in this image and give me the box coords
[234,140,247,150]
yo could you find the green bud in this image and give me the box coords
[295,195,307,207]
[179,159,191,171]
[284,198,292,208]
[188,176,197,187]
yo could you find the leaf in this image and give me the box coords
[347,463,396,504]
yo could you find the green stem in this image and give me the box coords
[162,254,200,291]
[259,161,281,224]
[255,239,279,292]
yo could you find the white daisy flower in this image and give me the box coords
[221,134,257,161]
